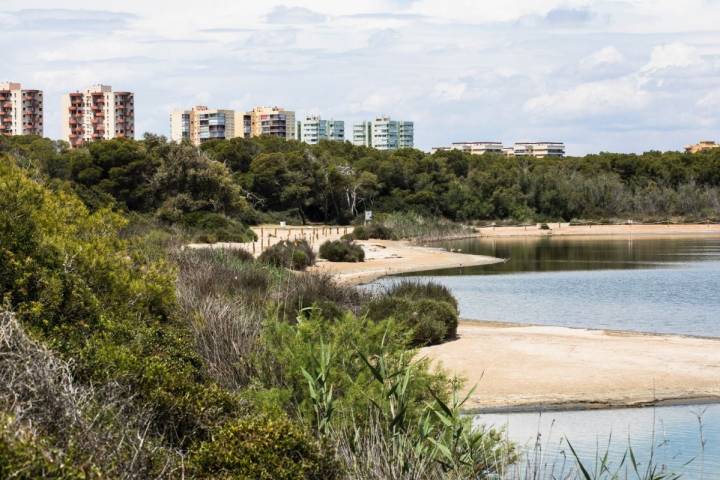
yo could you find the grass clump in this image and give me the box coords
[319,239,365,262]
[259,239,316,271]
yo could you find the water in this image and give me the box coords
[477,403,720,478]
[396,235,720,337]
[375,234,720,478]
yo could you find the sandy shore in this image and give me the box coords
[311,239,502,285]
[475,223,720,238]
[420,321,720,413]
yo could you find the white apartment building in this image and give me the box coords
[512,142,565,158]
[353,116,414,150]
[170,106,243,145]
[297,116,344,144]
[431,141,503,155]
[0,82,43,137]
[61,85,134,148]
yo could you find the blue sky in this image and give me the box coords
[2,0,719,154]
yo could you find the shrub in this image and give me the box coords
[190,415,339,480]
[350,223,396,240]
[385,279,459,312]
[259,240,316,271]
[175,211,256,243]
[364,280,460,346]
[319,239,365,263]
[364,297,456,346]
[275,272,367,322]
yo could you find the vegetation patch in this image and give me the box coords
[319,239,365,262]
[259,239,316,271]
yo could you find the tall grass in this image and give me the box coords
[380,212,473,242]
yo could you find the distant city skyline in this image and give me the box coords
[2,0,719,155]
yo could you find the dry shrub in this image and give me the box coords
[0,311,181,478]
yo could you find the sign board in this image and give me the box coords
[364,210,373,222]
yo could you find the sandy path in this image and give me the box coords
[420,321,720,412]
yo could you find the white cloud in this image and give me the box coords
[580,46,624,69]
[433,82,467,101]
[524,77,650,118]
[642,42,701,72]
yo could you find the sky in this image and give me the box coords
[2,0,720,155]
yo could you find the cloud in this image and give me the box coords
[580,46,625,69]
[433,82,467,101]
[0,8,136,31]
[544,7,594,25]
[524,77,651,119]
[265,6,327,24]
[643,42,701,72]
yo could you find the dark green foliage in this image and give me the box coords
[172,211,256,243]
[190,415,339,480]
[385,279,459,312]
[319,239,365,262]
[349,223,396,240]
[364,281,460,346]
[259,239,316,270]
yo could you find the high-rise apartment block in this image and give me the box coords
[170,106,243,145]
[353,116,414,150]
[61,85,134,148]
[297,116,345,144]
[247,106,295,140]
[0,82,43,137]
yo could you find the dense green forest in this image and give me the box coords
[2,134,719,236]
[0,134,712,478]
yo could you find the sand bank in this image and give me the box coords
[311,240,502,285]
[420,321,720,413]
[475,223,720,238]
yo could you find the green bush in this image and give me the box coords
[364,297,457,346]
[259,240,316,271]
[190,415,339,480]
[174,211,256,243]
[319,239,365,262]
[363,280,459,346]
[385,279,459,312]
[277,272,366,322]
[350,223,396,240]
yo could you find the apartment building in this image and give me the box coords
[61,85,134,148]
[431,141,503,155]
[512,142,565,158]
[246,106,295,140]
[297,116,345,144]
[685,140,719,154]
[352,116,414,150]
[170,106,243,145]
[0,82,43,137]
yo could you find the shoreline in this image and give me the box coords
[420,320,720,414]
[311,239,503,285]
[470,223,720,238]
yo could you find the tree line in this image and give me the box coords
[3,134,719,230]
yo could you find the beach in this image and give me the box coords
[420,321,720,413]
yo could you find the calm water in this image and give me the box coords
[398,235,720,337]
[375,234,720,478]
